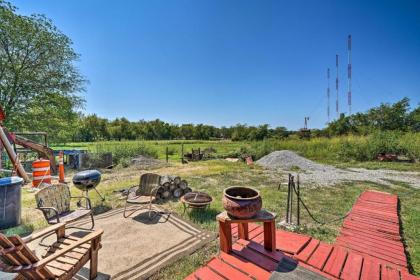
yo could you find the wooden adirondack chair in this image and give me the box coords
[35,183,95,229]
[0,223,103,279]
[123,173,162,219]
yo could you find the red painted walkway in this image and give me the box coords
[185,191,419,280]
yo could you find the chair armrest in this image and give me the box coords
[22,223,66,243]
[71,196,92,209]
[34,229,104,269]
[36,206,60,224]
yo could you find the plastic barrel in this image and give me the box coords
[32,159,51,187]
[0,176,23,229]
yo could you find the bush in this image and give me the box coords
[91,141,158,165]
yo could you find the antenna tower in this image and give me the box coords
[327,68,330,122]
[336,54,339,118]
[347,34,352,115]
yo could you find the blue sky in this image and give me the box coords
[12,0,420,130]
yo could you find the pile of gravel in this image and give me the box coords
[256,150,420,188]
[131,155,165,169]
[256,150,336,172]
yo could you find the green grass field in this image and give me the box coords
[3,138,419,278]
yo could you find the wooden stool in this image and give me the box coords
[216,210,277,253]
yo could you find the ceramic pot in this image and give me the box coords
[222,186,262,219]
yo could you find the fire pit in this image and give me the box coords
[222,186,262,219]
[181,192,212,212]
[72,170,105,201]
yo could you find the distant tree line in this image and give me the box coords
[321,97,420,136]
[72,117,289,142]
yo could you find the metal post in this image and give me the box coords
[289,175,294,224]
[297,174,300,226]
[166,147,169,163]
[181,144,184,164]
[286,174,291,223]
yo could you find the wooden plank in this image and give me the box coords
[295,239,320,263]
[360,256,381,280]
[194,266,225,280]
[275,230,312,255]
[307,243,333,270]
[323,246,348,278]
[381,265,401,280]
[232,243,278,272]
[219,252,272,280]
[337,235,405,256]
[335,239,407,266]
[236,239,289,264]
[269,264,329,280]
[340,252,363,280]
[207,257,253,280]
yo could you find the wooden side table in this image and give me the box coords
[216,210,277,253]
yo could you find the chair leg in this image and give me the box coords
[89,238,100,279]
[123,202,130,218]
[90,213,95,229]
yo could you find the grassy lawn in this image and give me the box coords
[4,158,419,279]
[51,139,420,172]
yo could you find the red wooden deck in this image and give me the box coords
[185,191,419,280]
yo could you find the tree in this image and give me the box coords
[0,1,85,140]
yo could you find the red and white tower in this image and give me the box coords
[347,34,352,115]
[327,68,330,123]
[336,54,339,118]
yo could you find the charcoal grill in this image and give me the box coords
[72,170,105,201]
[181,192,212,212]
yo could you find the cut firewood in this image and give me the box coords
[172,176,181,185]
[162,190,171,199]
[179,180,188,190]
[173,188,183,198]
[169,182,177,191]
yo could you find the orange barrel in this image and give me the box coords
[32,159,51,187]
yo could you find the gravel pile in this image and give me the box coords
[257,150,420,188]
[256,150,336,172]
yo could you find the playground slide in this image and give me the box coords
[13,134,57,174]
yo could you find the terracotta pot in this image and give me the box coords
[222,186,262,219]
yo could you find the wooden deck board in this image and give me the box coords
[186,191,419,280]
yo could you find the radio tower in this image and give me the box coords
[327,68,330,123]
[336,54,339,118]
[347,34,352,115]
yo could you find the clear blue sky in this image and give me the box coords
[12,0,420,130]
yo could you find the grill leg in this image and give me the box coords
[93,187,105,201]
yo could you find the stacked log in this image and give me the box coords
[156,175,191,200]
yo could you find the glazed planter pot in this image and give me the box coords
[222,186,262,219]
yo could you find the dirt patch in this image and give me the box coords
[257,150,420,188]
